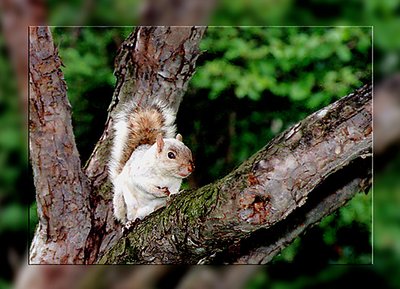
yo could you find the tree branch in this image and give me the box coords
[28,25,374,266]
[82,26,206,263]
[230,166,371,264]
[99,84,372,264]
[28,27,91,263]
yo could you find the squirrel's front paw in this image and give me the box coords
[156,186,171,196]
[122,218,140,234]
[166,192,178,205]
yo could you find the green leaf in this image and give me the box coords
[0,203,26,232]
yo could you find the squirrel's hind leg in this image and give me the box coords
[113,187,127,224]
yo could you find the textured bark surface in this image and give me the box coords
[28,25,375,266]
[28,27,92,263]
[231,172,371,264]
[100,84,372,264]
[28,26,206,264]
[82,26,206,263]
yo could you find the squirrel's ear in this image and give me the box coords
[176,133,183,142]
[156,133,164,153]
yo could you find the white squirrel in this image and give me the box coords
[108,100,194,225]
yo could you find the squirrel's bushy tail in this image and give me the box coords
[109,101,177,180]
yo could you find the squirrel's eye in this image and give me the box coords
[168,152,176,159]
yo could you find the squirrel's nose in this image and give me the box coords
[188,162,194,173]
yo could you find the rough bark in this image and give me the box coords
[28,26,206,264]
[28,25,375,266]
[99,84,372,264]
[28,27,92,263]
[82,26,206,263]
[231,170,371,264]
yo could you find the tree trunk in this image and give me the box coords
[82,26,206,263]
[29,26,92,264]
[29,26,373,265]
[28,26,206,264]
[99,84,372,264]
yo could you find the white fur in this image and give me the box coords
[112,143,183,223]
[109,100,176,181]
[108,100,183,223]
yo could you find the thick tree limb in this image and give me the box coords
[28,24,375,267]
[28,27,92,263]
[230,168,371,264]
[28,26,206,265]
[99,84,372,264]
[82,26,206,263]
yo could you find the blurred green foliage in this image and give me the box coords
[245,155,400,289]
[30,27,372,270]
[0,34,29,286]
[0,36,25,204]
[0,25,375,289]
[182,27,371,186]
[373,155,400,289]
[44,0,399,78]
[211,0,399,78]
[50,26,372,267]
[275,191,372,264]
[194,27,370,105]
[2,0,399,287]
[48,0,141,25]
[51,27,132,161]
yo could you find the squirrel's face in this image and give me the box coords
[156,138,194,178]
